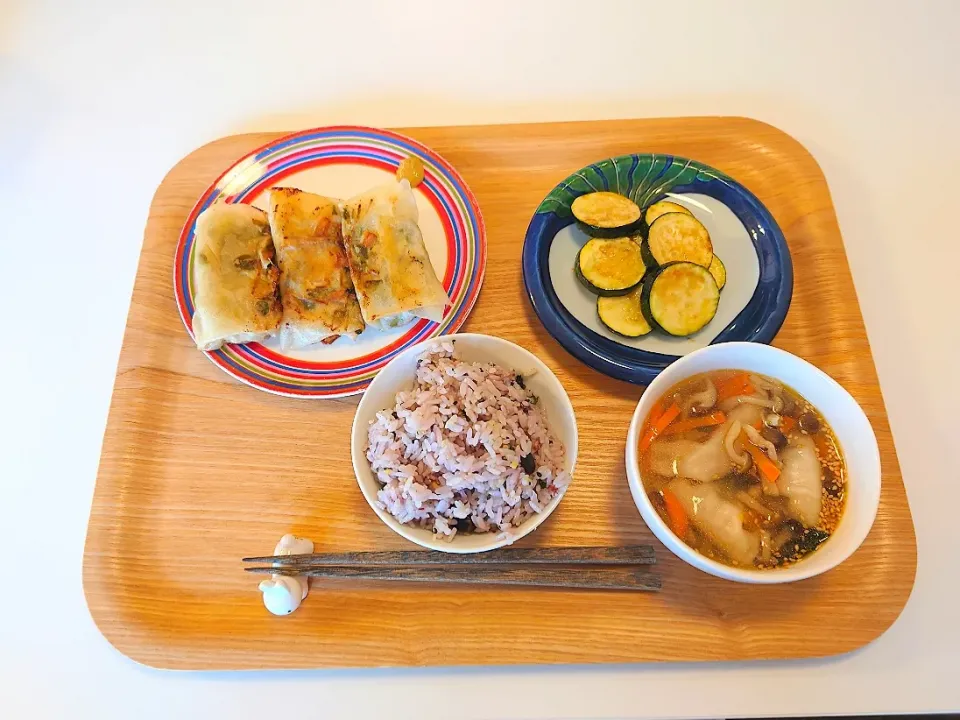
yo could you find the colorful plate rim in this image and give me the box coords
[522,153,792,385]
[173,125,487,398]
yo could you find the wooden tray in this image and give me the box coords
[83,117,917,670]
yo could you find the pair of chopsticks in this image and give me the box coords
[243,545,661,591]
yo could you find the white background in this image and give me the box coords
[2,1,958,717]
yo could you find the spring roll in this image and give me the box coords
[341,179,450,330]
[265,187,365,349]
[191,203,282,351]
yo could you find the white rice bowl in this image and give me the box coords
[351,334,578,553]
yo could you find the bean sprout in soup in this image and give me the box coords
[638,370,846,569]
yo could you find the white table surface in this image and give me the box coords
[3,1,959,717]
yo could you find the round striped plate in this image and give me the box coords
[174,126,486,398]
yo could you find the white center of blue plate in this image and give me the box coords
[547,193,760,354]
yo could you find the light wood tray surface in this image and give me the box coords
[83,117,916,669]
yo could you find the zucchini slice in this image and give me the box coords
[708,254,726,290]
[645,212,713,268]
[575,237,646,296]
[597,285,652,337]
[644,200,692,228]
[642,262,720,337]
[572,192,642,238]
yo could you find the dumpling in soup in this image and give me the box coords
[668,478,761,566]
[777,433,823,527]
[648,427,732,482]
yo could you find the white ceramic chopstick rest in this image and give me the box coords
[258,534,314,616]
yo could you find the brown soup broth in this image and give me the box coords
[639,369,846,569]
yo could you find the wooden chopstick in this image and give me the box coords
[242,545,655,566]
[244,565,661,591]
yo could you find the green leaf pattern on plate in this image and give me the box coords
[536,154,732,219]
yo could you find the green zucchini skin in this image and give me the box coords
[576,219,643,239]
[639,271,659,330]
[597,286,652,337]
[640,262,720,337]
[640,237,658,273]
[574,238,646,296]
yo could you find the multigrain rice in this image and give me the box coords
[365,341,570,541]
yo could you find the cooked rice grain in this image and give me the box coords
[366,342,570,540]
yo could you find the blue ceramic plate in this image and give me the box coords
[522,154,792,385]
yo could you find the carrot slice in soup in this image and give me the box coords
[660,488,690,538]
[639,402,681,452]
[741,433,781,483]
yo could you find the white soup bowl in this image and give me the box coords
[625,342,880,583]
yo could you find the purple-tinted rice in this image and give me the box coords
[365,342,570,540]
